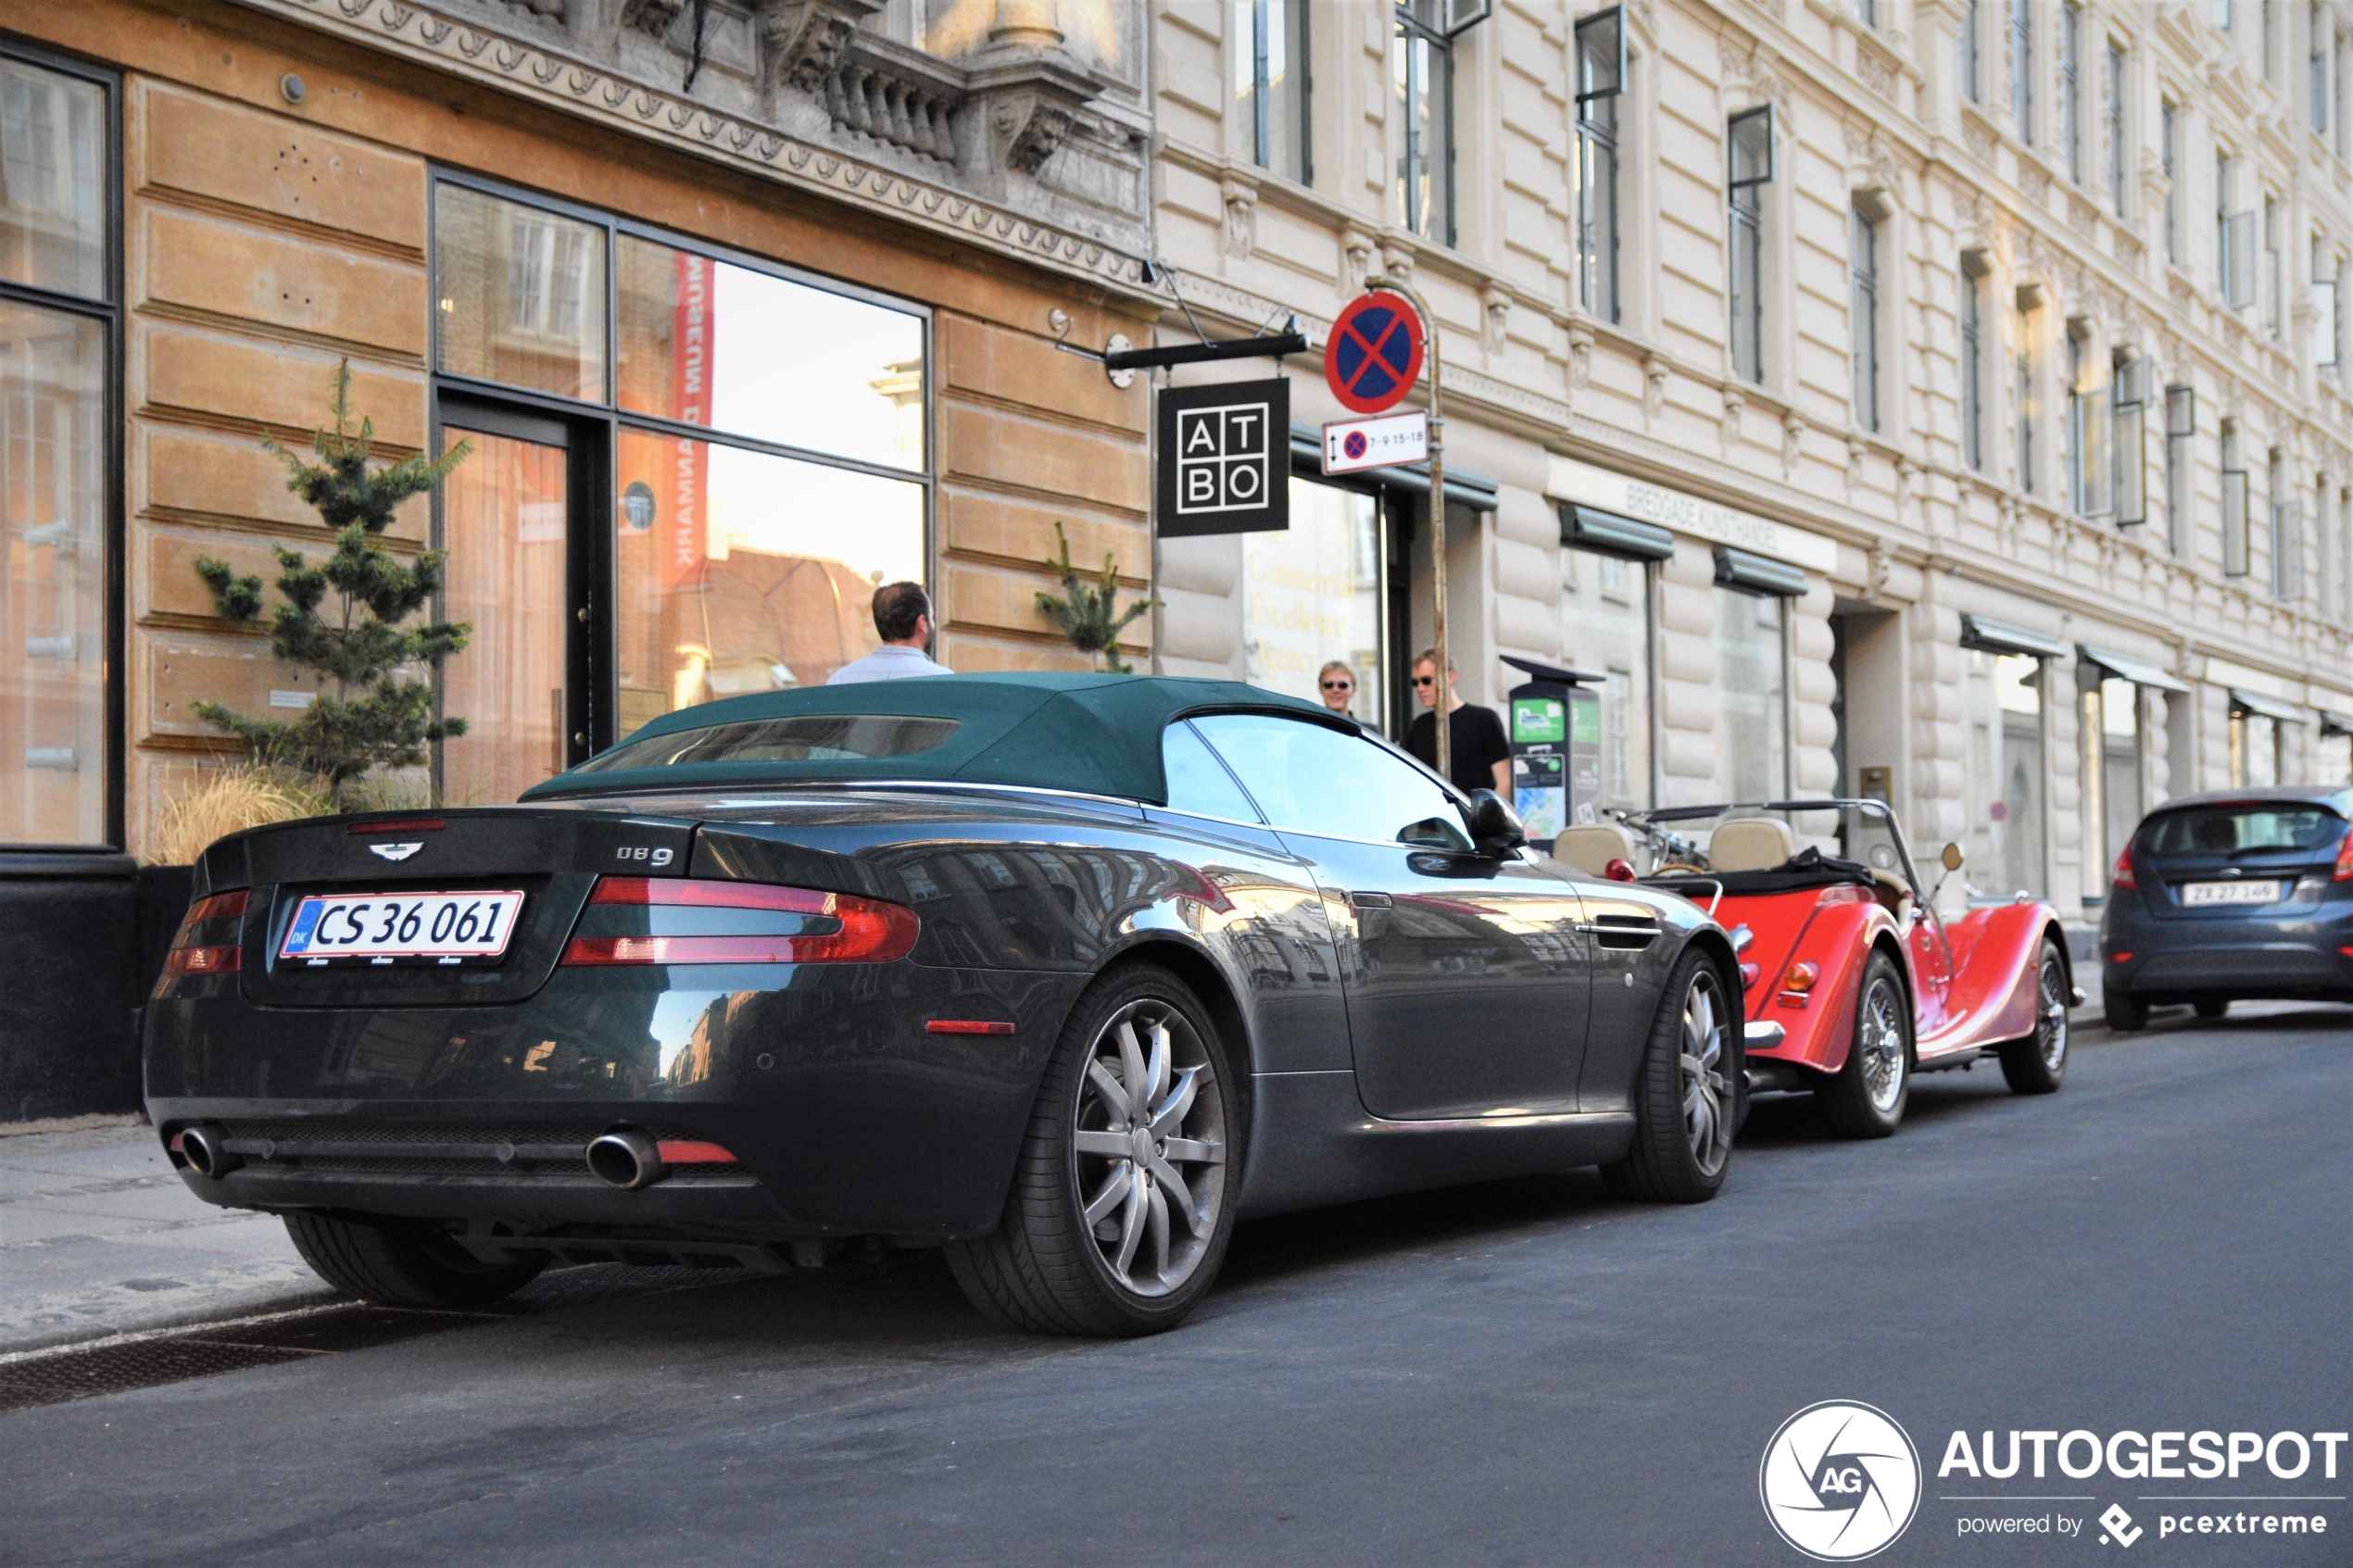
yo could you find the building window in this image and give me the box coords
[2105,41,2127,213]
[2083,674,2142,892]
[2162,99,2180,262]
[1851,206,1880,433]
[1562,542,1655,813]
[2113,352,2148,527]
[2016,298,2037,494]
[1728,105,1773,385]
[1965,650,2047,901]
[2271,448,2302,599]
[1392,2,1462,245]
[2229,707,2280,786]
[2067,328,2110,517]
[1246,479,1385,727]
[1961,264,1986,470]
[2060,4,2083,184]
[1714,586,1788,801]
[431,177,932,797]
[2164,384,2195,553]
[2011,0,2035,142]
[2313,3,2331,132]
[1,47,116,848]
[1962,0,1982,102]
[2218,154,2255,310]
[1234,0,1309,184]
[1855,0,1876,26]
[2314,236,2340,369]
[2264,194,2284,338]
[1574,7,1624,324]
[2221,421,2248,575]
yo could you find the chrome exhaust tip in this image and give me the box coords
[585,1128,667,1190]
[178,1123,240,1178]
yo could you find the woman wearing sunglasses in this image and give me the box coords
[1315,660,1357,717]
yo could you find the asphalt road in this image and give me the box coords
[4,1003,2347,1567]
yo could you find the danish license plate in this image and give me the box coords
[280,890,525,966]
[2181,880,2281,907]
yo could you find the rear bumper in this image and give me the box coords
[2098,902,2353,1001]
[145,960,1086,1241]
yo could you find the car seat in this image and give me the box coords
[1708,818,1796,872]
[1554,822,1635,877]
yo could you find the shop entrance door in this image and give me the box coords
[435,400,598,803]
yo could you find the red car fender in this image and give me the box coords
[1746,897,1907,1075]
[1931,902,2063,1050]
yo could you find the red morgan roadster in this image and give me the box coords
[1554,800,2078,1137]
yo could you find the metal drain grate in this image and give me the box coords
[0,1307,485,1414]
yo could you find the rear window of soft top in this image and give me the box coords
[574,714,961,771]
[2139,805,2347,856]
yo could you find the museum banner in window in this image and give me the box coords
[615,431,925,734]
[1242,480,1384,730]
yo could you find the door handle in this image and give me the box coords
[1349,892,1393,909]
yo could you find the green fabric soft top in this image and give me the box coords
[519,672,1338,805]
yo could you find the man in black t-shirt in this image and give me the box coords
[1403,648,1512,797]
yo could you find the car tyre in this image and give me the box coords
[2194,997,2229,1020]
[283,1212,545,1309]
[1998,937,2071,1095]
[945,963,1238,1337]
[1599,947,1739,1203]
[1818,949,1910,1139]
[2102,986,2149,1031]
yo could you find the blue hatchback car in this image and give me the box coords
[2098,785,2353,1029]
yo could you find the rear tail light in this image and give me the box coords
[157,890,248,993]
[347,818,444,834]
[1604,859,1636,882]
[562,877,918,966]
[2335,825,2353,882]
[2111,845,2137,889]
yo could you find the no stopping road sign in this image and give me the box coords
[1326,292,1425,414]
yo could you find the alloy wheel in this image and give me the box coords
[1680,971,1733,1178]
[1070,999,1227,1299]
[1858,974,1907,1114]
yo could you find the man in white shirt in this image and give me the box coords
[827,582,954,684]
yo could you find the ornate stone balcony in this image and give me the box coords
[251,0,1153,295]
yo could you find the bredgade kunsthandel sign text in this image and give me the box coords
[1546,457,1838,574]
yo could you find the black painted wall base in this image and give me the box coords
[0,856,192,1123]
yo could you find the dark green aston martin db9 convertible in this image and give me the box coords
[147,674,1743,1336]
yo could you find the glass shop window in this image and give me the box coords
[1713,587,1786,801]
[1964,650,2047,899]
[1,53,113,847]
[1244,479,1386,734]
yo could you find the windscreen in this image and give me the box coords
[2140,805,2346,857]
[573,714,962,772]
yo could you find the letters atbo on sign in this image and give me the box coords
[1155,378,1290,538]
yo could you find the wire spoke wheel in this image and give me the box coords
[1857,975,1907,1115]
[1819,948,1910,1138]
[2000,937,2072,1095]
[1072,1000,1227,1299]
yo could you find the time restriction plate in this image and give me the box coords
[280,889,527,966]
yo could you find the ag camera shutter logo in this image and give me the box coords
[1760,1400,1922,1561]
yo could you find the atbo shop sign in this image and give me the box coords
[1546,456,1836,574]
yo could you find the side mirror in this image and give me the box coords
[1464,790,1528,855]
[1941,841,1966,872]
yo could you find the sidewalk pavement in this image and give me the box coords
[0,1119,334,1356]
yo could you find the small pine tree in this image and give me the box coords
[1035,521,1161,674]
[194,361,473,804]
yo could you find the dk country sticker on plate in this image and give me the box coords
[280,890,526,966]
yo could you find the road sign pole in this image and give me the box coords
[1362,277,1447,784]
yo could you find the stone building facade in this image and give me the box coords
[1148,0,2353,919]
